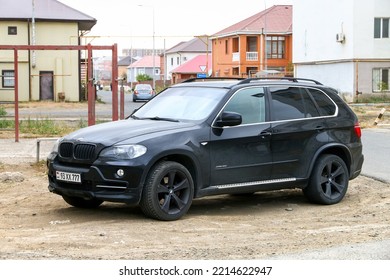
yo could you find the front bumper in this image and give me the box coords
[47,156,144,204]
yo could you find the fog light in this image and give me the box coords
[116,169,125,177]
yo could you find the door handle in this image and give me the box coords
[316,125,325,132]
[259,131,272,139]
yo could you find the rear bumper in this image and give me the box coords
[350,153,364,180]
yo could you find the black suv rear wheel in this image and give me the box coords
[304,154,349,204]
[140,161,194,221]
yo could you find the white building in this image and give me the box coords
[164,36,211,81]
[293,0,390,101]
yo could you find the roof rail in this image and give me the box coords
[182,77,245,83]
[237,77,323,85]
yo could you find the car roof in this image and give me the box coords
[136,84,152,87]
[172,77,327,90]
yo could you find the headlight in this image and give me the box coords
[99,144,147,160]
[51,138,62,153]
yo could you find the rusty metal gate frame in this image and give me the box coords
[0,44,121,142]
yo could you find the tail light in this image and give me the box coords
[354,122,362,138]
[134,90,138,95]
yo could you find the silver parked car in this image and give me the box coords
[133,84,155,102]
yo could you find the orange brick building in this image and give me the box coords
[211,5,292,78]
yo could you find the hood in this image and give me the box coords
[63,119,195,146]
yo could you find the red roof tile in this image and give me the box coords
[171,55,212,74]
[212,5,292,38]
[128,56,160,68]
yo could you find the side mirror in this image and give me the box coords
[215,111,242,127]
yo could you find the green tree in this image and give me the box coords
[136,73,152,82]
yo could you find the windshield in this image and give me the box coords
[132,86,228,121]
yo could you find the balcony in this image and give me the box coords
[246,52,258,61]
[232,52,240,62]
[232,52,259,62]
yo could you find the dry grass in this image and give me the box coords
[351,104,390,128]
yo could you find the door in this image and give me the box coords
[269,86,327,180]
[209,87,272,187]
[40,71,54,100]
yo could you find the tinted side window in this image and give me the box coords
[307,88,336,116]
[270,87,319,121]
[224,87,266,124]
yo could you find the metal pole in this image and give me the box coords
[264,0,268,71]
[112,44,119,121]
[152,6,155,90]
[14,48,19,142]
[87,44,95,126]
[119,78,124,119]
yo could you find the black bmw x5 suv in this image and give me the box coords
[47,77,364,221]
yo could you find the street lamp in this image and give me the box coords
[138,5,155,89]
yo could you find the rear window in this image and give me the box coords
[270,86,320,121]
[306,88,337,116]
[136,84,152,90]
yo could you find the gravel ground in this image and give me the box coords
[0,160,389,260]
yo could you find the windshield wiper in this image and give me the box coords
[139,116,179,122]
[128,115,139,120]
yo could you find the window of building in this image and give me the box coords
[266,36,285,59]
[247,67,258,77]
[373,68,389,92]
[2,70,15,88]
[232,37,239,53]
[8,26,17,35]
[177,57,180,65]
[170,57,173,66]
[225,40,229,54]
[247,36,257,52]
[374,18,389,38]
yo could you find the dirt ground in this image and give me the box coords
[1,102,390,260]
[0,161,389,260]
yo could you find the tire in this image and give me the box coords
[140,161,194,221]
[62,195,103,208]
[303,154,349,205]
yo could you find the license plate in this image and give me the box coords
[56,171,81,183]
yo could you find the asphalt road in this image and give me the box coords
[361,128,390,183]
[4,90,142,119]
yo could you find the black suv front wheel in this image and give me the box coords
[140,161,194,221]
[304,154,349,205]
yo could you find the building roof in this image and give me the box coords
[171,54,212,74]
[128,56,160,68]
[166,36,211,54]
[212,5,292,38]
[0,0,96,31]
[118,56,136,67]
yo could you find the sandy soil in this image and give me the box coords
[1,102,389,259]
[0,161,389,260]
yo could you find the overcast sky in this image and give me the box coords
[58,0,293,53]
